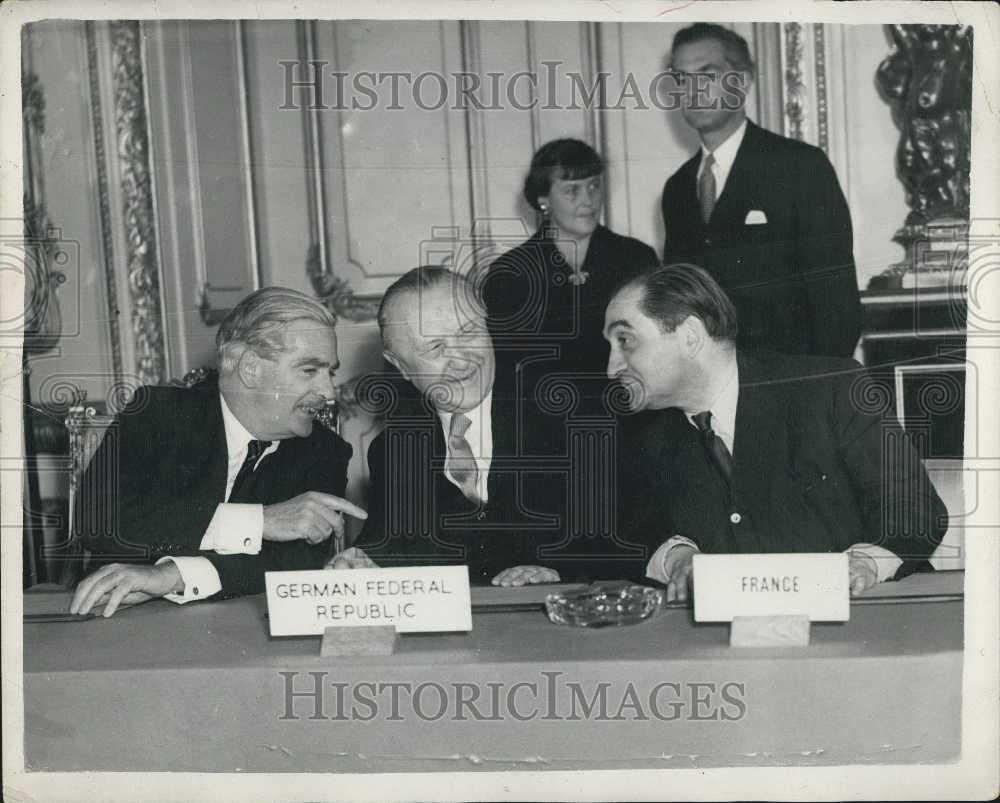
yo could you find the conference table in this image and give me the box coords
[22,571,963,773]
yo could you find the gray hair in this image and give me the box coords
[216,286,336,370]
[377,266,481,348]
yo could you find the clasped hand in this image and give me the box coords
[263,491,367,545]
[327,549,560,587]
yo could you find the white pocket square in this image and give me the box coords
[744,210,767,225]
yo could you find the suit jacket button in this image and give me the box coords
[243,538,252,548]
[730,512,742,524]
[704,237,712,245]
[477,511,486,521]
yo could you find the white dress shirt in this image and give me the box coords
[696,118,747,202]
[646,362,903,585]
[438,391,494,503]
[156,395,279,603]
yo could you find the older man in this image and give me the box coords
[70,287,366,617]
[335,266,646,585]
[604,264,946,601]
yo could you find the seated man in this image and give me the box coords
[604,263,947,601]
[70,287,366,617]
[334,266,647,585]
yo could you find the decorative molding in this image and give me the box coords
[812,24,829,153]
[21,44,66,357]
[178,22,210,324]
[297,22,380,322]
[459,20,492,250]
[298,21,331,280]
[583,21,610,229]
[306,244,382,322]
[781,22,806,141]
[197,282,236,326]
[84,22,124,384]
[234,20,262,290]
[752,23,783,134]
[110,21,166,385]
[580,21,604,157]
[525,21,540,159]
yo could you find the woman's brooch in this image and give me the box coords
[567,270,590,286]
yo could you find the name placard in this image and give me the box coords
[693,553,849,622]
[264,566,472,636]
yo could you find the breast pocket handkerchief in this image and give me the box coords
[744,209,767,225]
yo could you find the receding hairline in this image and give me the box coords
[379,272,480,330]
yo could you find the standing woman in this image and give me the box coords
[482,139,658,390]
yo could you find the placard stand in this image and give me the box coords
[730,615,810,647]
[320,625,398,656]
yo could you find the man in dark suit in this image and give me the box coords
[604,264,946,601]
[661,23,862,358]
[70,287,366,617]
[333,266,647,585]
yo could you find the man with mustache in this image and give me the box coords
[604,263,946,602]
[70,287,366,617]
[333,266,644,585]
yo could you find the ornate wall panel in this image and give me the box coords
[307,20,472,302]
[109,21,168,386]
[144,20,263,373]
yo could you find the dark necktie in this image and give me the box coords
[698,152,717,224]
[692,411,733,486]
[448,413,480,503]
[228,439,270,503]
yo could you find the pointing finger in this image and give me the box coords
[311,494,368,521]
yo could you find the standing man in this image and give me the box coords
[661,22,862,357]
[70,287,366,617]
[335,266,647,585]
[604,264,945,601]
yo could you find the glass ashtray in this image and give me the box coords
[545,582,664,628]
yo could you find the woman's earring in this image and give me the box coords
[539,203,548,214]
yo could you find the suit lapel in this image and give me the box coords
[709,122,762,229]
[486,392,516,502]
[678,154,707,235]
[732,352,786,495]
[182,388,229,504]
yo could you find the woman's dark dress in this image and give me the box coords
[483,223,658,405]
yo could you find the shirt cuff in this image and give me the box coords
[156,557,222,603]
[199,503,263,555]
[848,543,902,584]
[646,535,700,584]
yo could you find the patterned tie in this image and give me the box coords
[692,411,733,486]
[448,413,480,502]
[698,152,717,224]
[228,439,270,503]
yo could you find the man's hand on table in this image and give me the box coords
[263,492,367,546]
[663,544,696,603]
[326,546,378,570]
[70,562,183,617]
[849,551,879,596]
[491,565,560,587]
